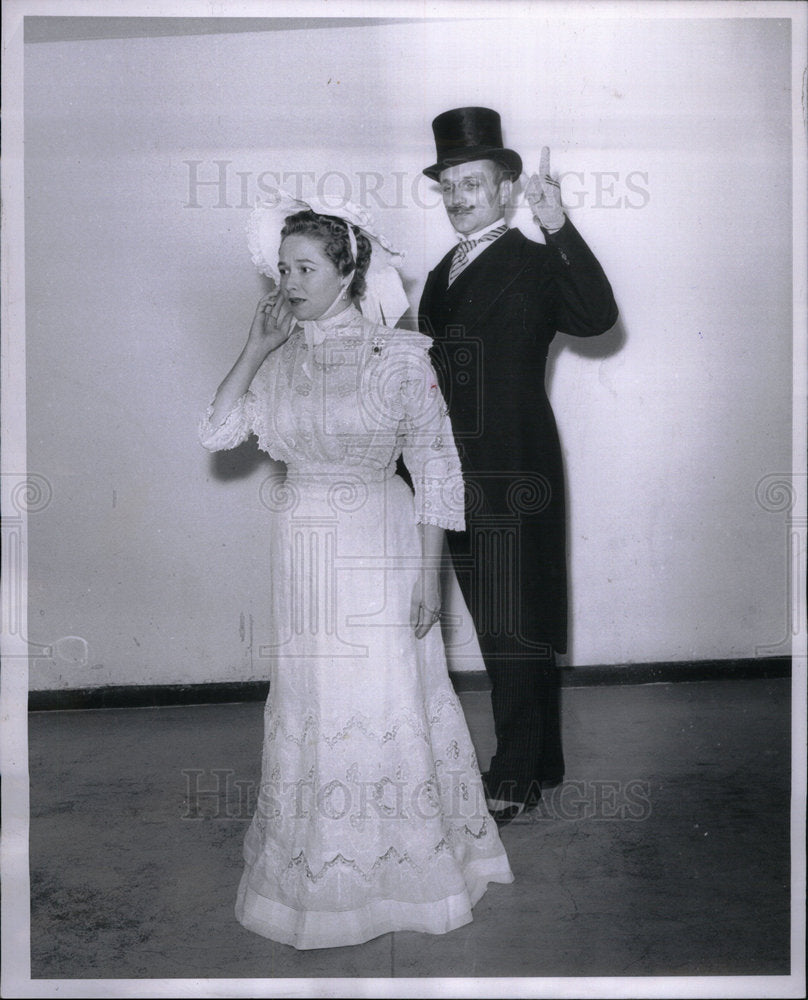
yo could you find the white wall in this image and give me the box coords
[22,15,794,690]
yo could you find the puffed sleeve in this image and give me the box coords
[396,336,466,532]
[197,389,258,452]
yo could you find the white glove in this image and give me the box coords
[525,146,565,233]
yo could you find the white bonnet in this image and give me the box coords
[246,187,410,327]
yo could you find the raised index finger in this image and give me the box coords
[540,146,550,179]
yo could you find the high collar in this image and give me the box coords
[300,303,360,348]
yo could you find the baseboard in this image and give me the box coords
[559,656,791,687]
[26,656,791,711]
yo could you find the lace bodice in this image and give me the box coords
[199,306,465,531]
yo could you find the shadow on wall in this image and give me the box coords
[209,438,278,481]
[548,314,626,663]
[546,314,627,395]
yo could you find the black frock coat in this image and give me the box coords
[418,221,618,656]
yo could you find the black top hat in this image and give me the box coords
[423,106,523,181]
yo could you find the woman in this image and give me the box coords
[199,193,513,950]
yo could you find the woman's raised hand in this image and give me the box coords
[247,288,297,358]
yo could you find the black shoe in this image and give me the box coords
[525,784,543,808]
[482,771,541,812]
[481,773,527,827]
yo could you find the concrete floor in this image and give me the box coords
[27,678,793,987]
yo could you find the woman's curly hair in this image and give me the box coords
[280,210,372,300]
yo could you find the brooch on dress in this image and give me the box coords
[371,336,385,357]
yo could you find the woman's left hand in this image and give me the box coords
[411,569,442,639]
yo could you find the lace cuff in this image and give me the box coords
[417,509,466,533]
[412,458,466,532]
[198,391,255,452]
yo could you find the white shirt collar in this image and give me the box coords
[455,217,507,243]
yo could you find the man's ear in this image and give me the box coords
[498,177,513,208]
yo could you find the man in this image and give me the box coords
[418,107,618,825]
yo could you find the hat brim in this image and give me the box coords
[423,147,523,182]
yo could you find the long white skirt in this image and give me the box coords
[235,466,513,949]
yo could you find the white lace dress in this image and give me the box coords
[199,305,513,949]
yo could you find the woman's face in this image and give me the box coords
[278,234,348,322]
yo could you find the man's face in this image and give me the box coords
[439,159,510,236]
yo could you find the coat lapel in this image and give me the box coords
[421,245,454,299]
[440,229,530,333]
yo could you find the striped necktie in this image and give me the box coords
[448,224,507,285]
